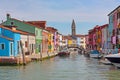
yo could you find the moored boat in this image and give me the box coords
[58,49,70,57]
[58,52,70,57]
[105,53,120,68]
[90,50,101,59]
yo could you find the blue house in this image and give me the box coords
[0,25,21,57]
[107,15,114,49]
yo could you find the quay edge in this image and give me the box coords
[0,52,58,66]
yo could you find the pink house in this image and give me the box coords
[85,35,89,50]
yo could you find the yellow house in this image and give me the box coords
[68,39,73,45]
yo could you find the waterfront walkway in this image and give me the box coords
[0,51,58,65]
[29,51,58,60]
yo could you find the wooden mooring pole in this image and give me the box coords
[20,40,26,65]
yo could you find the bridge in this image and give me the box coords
[67,44,84,50]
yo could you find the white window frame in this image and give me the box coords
[10,42,13,56]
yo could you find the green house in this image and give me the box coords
[34,26,42,53]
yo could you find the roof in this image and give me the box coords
[46,27,57,33]
[11,18,37,28]
[76,34,85,37]
[3,16,39,29]
[0,25,35,36]
[100,24,108,29]
[63,35,77,40]
[26,21,46,29]
[108,6,120,16]
[71,35,77,40]
[64,36,72,40]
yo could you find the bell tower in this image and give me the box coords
[71,19,76,36]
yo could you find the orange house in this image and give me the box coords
[42,29,49,54]
[96,26,102,51]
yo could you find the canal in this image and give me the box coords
[0,53,120,80]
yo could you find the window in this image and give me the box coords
[53,36,54,39]
[0,43,5,50]
[11,22,14,25]
[117,12,120,19]
[80,41,84,43]
[81,38,83,39]
[113,15,115,23]
[89,38,92,41]
[36,30,38,36]
[32,44,34,53]
[25,41,28,47]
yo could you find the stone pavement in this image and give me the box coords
[29,51,58,60]
[0,51,58,65]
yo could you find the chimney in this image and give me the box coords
[7,13,10,20]
[12,26,17,31]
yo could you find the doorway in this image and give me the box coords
[10,42,13,56]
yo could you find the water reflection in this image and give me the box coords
[0,53,120,80]
[105,66,120,80]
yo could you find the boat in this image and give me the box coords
[58,49,70,57]
[90,50,101,59]
[105,53,120,68]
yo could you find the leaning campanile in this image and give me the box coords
[71,19,76,36]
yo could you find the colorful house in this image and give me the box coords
[46,27,58,52]
[68,37,73,47]
[62,36,68,48]
[101,24,108,53]
[63,36,73,47]
[88,25,102,51]
[85,35,89,50]
[108,6,120,53]
[88,29,94,50]
[42,29,49,53]
[26,21,46,54]
[2,14,42,55]
[20,34,35,55]
[108,12,114,50]
[92,26,97,50]
[76,34,86,49]
[57,33,63,51]
[0,25,21,56]
[96,26,102,51]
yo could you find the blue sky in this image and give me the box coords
[0,0,120,35]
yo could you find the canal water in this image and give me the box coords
[0,53,120,80]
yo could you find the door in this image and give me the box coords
[10,42,13,56]
[17,41,20,54]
